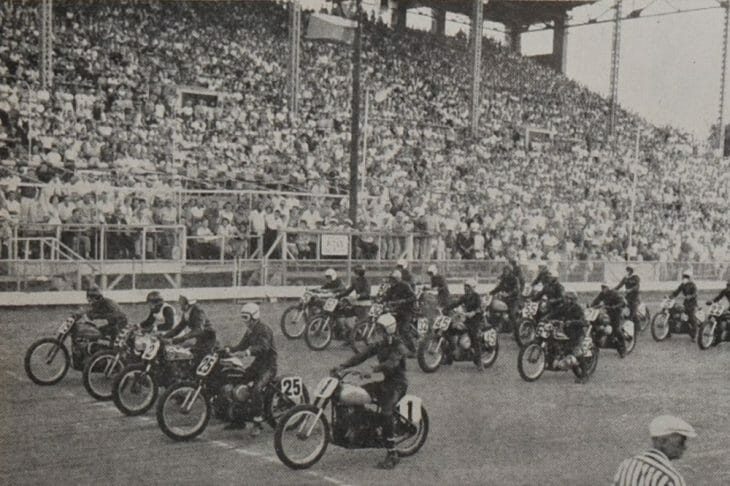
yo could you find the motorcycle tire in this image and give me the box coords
[156,381,210,441]
[416,335,443,373]
[24,337,70,386]
[480,339,499,369]
[697,321,716,350]
[280,305,307,340]
[264,380,311,429]
[514,319,536,348]
[112,363,159,416]
[650,313,671,342]
[82,350,125,401]
[636,305,651,333]
[349,320,371,354]
[517,343,546,382]
[395,407,429,458]
[574,347,599,379]
[304,315,333,351]
[274,404,330,470]
[623,323,637,356]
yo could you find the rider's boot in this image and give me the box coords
[249,416,264,437]
[376,449,400,469]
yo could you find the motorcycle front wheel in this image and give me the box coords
[651,313,671,341]
[480,339,499,369]
[395,407,429,457]
[112,363,158,416]
[83,350,125,401]
[156,381,210,441]
[416,335,443,373]
[636,304,651,332]
[274,404,330,470]
[517,343,546,382]
[697,320,717,350]
[304,315,333,351]
[574,347,599,379]
[280,305,307,340]
[24,338,70,386]
[514,319,536,348]
[623,321,637,356]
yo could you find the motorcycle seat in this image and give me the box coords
[221,357,247,370]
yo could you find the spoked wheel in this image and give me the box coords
[394,408,429,457]
[515,319,536,348]
[517,343,546,382]
[83,350,125,401]
[265,383,311,428]
[416,336,443,373]
[156,382,209,441]
[697,321,717,350]
[651,313,671,342]
[349,320,373,354]
[636,305,651,333]
[274,404,330,470]
[112,364,158,416]
[575,347,599,379]
[304,316,333,351]
[24,338,70,386]
[623,321,637,356]
[280,305,307,340]
[480,333,500,369]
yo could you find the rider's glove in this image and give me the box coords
[240,349,251,358]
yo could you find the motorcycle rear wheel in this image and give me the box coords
[280,305,307,340]
[113,363,158,416]
[517,343,546,382]
[395,408,429,457]
[651,313,671,341]
[274,404,330,470]
[697,321,717,350]
[83,350,125,401]
[416,336,443,373]
[24,337,70,386]
[304,315,333,351]
[157,381,210,441]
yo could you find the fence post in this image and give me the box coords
[181,226,187,263]
[220,236,225,263]
[141,226,147,262]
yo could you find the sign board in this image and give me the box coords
[321,234,349,257]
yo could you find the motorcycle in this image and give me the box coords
[517,320,599,382]
[416,309,499,373]
[622,293,651,333]
[156,350,309,441]
[111,336,197,416]
[350,302,387,354]
[280,289,330,339]
[24,315,111,386]
[697,303,730,350]
[651,298,702,342]
[273,370,428,470]
[586,306,636,356]
[81,326,146,401]
[304,296,359,351]
[482,293,512,333]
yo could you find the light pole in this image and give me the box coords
[348,0,363,224]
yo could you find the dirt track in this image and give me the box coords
[1,298,729,486]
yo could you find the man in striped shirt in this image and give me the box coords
[613,415,697,486]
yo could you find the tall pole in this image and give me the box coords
[41,0,53,89]
[288,0,301,119]
[361,88,370,193]
[348,0,363,224]
[469,0,484,136]
[628,127,640,254]
[718,0,730,154]
[609,0,622,139]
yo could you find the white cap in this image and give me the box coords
[397,258,407,268]
[649,415,697,438]
[427,264,438,275]
[682,270,692,278]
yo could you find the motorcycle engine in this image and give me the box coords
[335,405,382,447]
[232,384,251,403]
[458,334,471,350]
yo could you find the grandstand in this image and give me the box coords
[0,0,728,300]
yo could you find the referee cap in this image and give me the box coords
[649,415,697,438]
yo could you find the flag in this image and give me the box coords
[306,13,356,45]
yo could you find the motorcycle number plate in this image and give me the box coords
[323,298,338,312]
[196,354,218,376]
[397,395,423,424]
[281,376,303,399]
[709,304,723,317]
[314,377,338,399]
[417,318,429,335]
[483,329,497,347]
[695,310,705,322]
[142,339,161,360]
[57,319,74,335]
[433,316,451,331]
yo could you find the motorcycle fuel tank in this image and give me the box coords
[338,384,372,405]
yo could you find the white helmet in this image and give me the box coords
[325,268,337,280]
[390,269,402,280]
[240,302,260,321]
[465,278,478,289]
[377,314,397,335]
[427,264,438,275]
[682,270,692,279]
[397,258,408,269]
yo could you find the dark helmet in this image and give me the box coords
[502,265,512,276]
[146,291,163,304]
[565,291,578,302]
[86,285,102,301]
[625,266,634,275]
[354,265,365,276]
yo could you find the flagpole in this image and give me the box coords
[348,0,362,224]
[361,88,370,193]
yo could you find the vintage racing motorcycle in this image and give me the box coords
[697,302,730,350]
[586,306,637,356]
[280,289,330,339]
[651,297,702,342]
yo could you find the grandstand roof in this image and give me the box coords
[418,0,597,25]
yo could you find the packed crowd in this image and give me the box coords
[1,0,728,263]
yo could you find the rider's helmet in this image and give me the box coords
[682,270,692,280]
[390,269,402,281]
[86,285,103,303]
[325,268,337,280]
[625,266,634,275]
[600,282,609,290]
[396,258,408,269]
[353,265,365,276]
[464,278,478,290]
[502,265,512,276]
[240,302,260,323]
[179,295,195,310]
[565,291,578,302]
[146,291,163,305]
[726,279,730,288]
[376,313,397,335]
[427,264,438,276]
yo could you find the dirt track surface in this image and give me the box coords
[2,298,729,486]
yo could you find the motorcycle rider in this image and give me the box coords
[161,295,217,362]
[139,291,176,334]
[321,268,347,294]
[669,271,698,340]
[383,270,418,354]
[706,279,730,341]
[445,278,485,371]
[489,265,521,331]
[614,266,640,322]
[396,259,415,290]
[337,264,371,323]
[507,256,525,293]
[331,314,409,470]
[532,267,565,315]
[544,291,590,383]
[591,282,628,358]
[425,264,450,309]
[80,285,128,340]
[223,303,277,436]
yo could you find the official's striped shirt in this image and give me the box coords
[613,449,686,486]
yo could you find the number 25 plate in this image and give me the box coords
[281,376,303,399]
[196,355,218,376]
